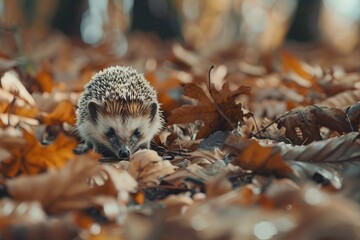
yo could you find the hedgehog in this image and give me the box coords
[75,66,163,159]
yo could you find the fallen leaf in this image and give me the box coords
[320,89,360,108]
[6,156,136,213]
[157,120,204,148]
[278,132,360,162]
[318,72,360,96]
[1,70,35,106]
[224,135,293,177]
[128,149,177,186]
[39,100,76,125]
[206,174,232,198]
[277,105,351,145]
[33,64,55,93]
[1,129,77,176]
[168,81,251,138]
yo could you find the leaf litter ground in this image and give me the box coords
[0,33,360,239]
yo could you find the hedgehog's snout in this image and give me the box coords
[118,145,130,158]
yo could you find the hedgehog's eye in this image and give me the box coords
[133,128,141,138]
[105,127,115,138]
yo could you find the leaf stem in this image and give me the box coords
[253,112,289,137]
[207,65,236,129]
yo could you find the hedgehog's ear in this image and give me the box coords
[88,101,100,122]
[149,102,157,122]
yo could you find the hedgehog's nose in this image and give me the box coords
[118,147,130,158]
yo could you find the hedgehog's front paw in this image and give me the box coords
[73,142,92,154]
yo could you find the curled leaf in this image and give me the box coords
[278,105,351,145]
[128,149,177,186]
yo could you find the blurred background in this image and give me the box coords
[0,0,360,57]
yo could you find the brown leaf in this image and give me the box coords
[206,174,232,198]
[156,120,204,148]
[278,132,360,162]
[6,156,136,213]
[318,72,360,96]
[1,129,77,176]
[228,138,293,177]
[168,82,251,138]
[277,105,351,145]
[128,149,177,186]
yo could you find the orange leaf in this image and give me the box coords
[1,129,77,176]
[281,51,312,80]
[40,100,76,125]
[34,66,55,93]
[225,137,292,176]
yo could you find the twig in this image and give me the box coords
[345,113,354,132]
[253,112,290,137]
[251,115,261,136]
[6,96,17,126]
[176,137,188,160]
[207,65,236,129]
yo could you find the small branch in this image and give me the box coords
[207,65,236,129]
[253,112,290,137]
[6,96,17,126]
[251,115,261,136]
[345,113,354,132]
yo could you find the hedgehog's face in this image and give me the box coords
[86,100,162,158]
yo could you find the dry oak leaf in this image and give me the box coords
[6,157,136,213]
[157,120,204,148]
[39,100,76,125]
[128,149,177,186]
[168,82,251,139]
[1,129,77,177]
[277,105,351,145]
[224,136,292,177]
